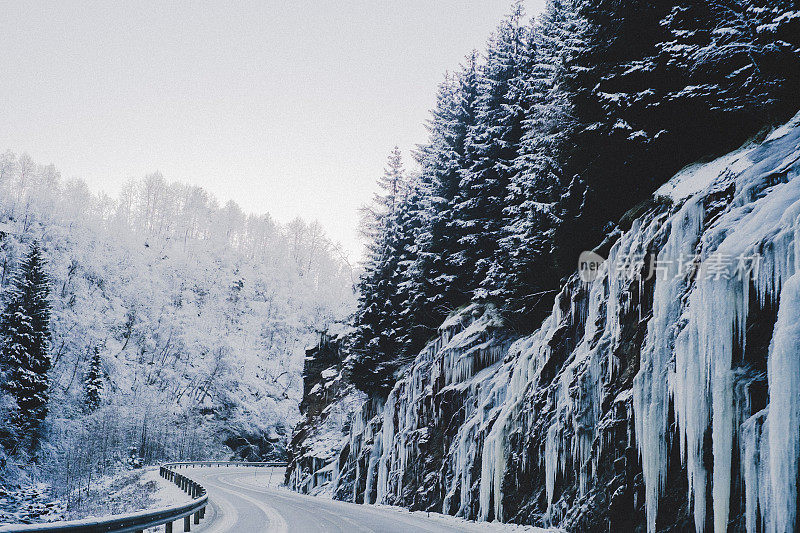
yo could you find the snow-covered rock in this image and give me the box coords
[315,112,800,532]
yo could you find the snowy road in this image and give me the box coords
[181,466,545,533]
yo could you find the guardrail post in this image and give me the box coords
[194,511,200,525]
[184,515,191,531]
[166,521,173,533]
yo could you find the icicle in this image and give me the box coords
[376,388,396,503]
[741,409,767,533]
[766,274,800,532]
[634,198,703,533]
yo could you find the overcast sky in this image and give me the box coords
[0,0,543,259]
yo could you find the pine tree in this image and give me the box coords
[0,242,51,453]
[659,0,800,119]
[84,347,103,412]
[348,151,420,396]
[495,0,587,326]
[411,52,481,329]
[359,146,409,242]
[451,2,532,301]
[555,0,800,277]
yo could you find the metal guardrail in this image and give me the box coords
[168,461,287,469]
[0,461,285,533]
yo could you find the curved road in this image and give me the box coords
[181,466,533,533]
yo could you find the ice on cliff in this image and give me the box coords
[329,112,800,532]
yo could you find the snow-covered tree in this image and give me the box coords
[0,241,51,453]
[411,52,481,329]
[495,0,587,325]
[0,150,355,498]
[452,2,532,301]
[348,151,423,395]
[659,0,800,116]
[83,347,103,412]
[359,146,410,242]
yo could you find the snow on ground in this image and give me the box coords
[141,467,192,509]
[0,466,194,527]
[62,467,189,520]
[0,483,65,525]
[377,504,561,532]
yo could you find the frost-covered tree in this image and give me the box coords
[558,0,800,269]
[495,0,587,325]
[0,150,355,497]
[84,347,103,412]
[359,146,409,242]
[0,242,51,453]
[348,152,422,396]
[411,52,481,329]
[452,2,532,301]
[659,0,800,116]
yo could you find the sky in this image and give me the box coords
[0,0,543,260]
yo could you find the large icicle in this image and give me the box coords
[634,199,703,533]
[766,273,800,532]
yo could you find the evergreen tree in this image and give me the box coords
[558,0,799,273]
[343,0,800,400]
[84,347,103,412]
[495,0,587,326]
[0,242,51,453]
[348,151,420,396]
[411,52,481,329]
[659,0,800,119]
[452,2,532,301]
[358,146,409,242]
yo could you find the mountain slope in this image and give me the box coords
[290,112,800,532]
[0,154,354,506]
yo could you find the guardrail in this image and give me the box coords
[0,461,284,533]
[169,461,287,469]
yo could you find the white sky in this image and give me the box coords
[0,0,543,260]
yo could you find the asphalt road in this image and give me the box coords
[182,466,532,533]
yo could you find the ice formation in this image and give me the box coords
[323,112,800,532]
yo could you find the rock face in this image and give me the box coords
[288,113,800,532]
[286,331,365,494]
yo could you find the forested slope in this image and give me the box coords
[296,105,800,533]
[0,153,354,510]
[287,0,800,531]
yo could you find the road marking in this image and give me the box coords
[201,472,289,533]
[218,474,377,533]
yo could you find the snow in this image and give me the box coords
[320,368,338,380]
[765,108,800,142]
[327,110,800,532]
[655,144,754,201]
[142,468,192,509]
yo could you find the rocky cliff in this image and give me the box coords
[289,113,800,532]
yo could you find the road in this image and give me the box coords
[181,466,536,533]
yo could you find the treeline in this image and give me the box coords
[347,0,800,395]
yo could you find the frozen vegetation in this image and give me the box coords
[0,152,354,519]
[291,112,800,532]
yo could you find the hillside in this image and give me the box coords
[287,112,800,532]
[0,153,354,509]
